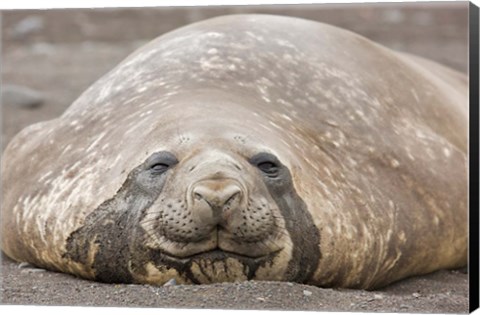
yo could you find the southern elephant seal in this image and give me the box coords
[1,14,468,289]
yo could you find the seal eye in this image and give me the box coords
[150,163,170,173]
[250,152,281,177]
[257,161,278,174]
[146,151,178,174]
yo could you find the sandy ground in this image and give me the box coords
[0,3,471,313]
[0,254,469,312]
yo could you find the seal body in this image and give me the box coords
[1,15,467,289]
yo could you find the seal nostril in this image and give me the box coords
[225,192,240,206]
[193,181,243,210]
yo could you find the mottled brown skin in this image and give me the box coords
[1,14,467,289]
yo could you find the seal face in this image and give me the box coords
[64,146,320,284]
[1,14,467,289]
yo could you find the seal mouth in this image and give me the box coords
[159,247,283,263]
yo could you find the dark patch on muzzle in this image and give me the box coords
[63,152,172,283]
[258,160,321,283]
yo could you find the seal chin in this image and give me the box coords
[149,245,285,284]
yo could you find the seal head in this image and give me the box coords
[62,112,320,285]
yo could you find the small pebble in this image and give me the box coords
[24,268,46,273]
[2,84,44,109]
[257,297,265,302]
[412,293,421,298]
[163,278,177,286]
[10,15,44,38]
[18,262,33,269]
[303,290,312,297]
[374,294,384,300]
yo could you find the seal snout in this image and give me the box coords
[148,150,286,260]
[193,180,242,210]
[191,179,244,226]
